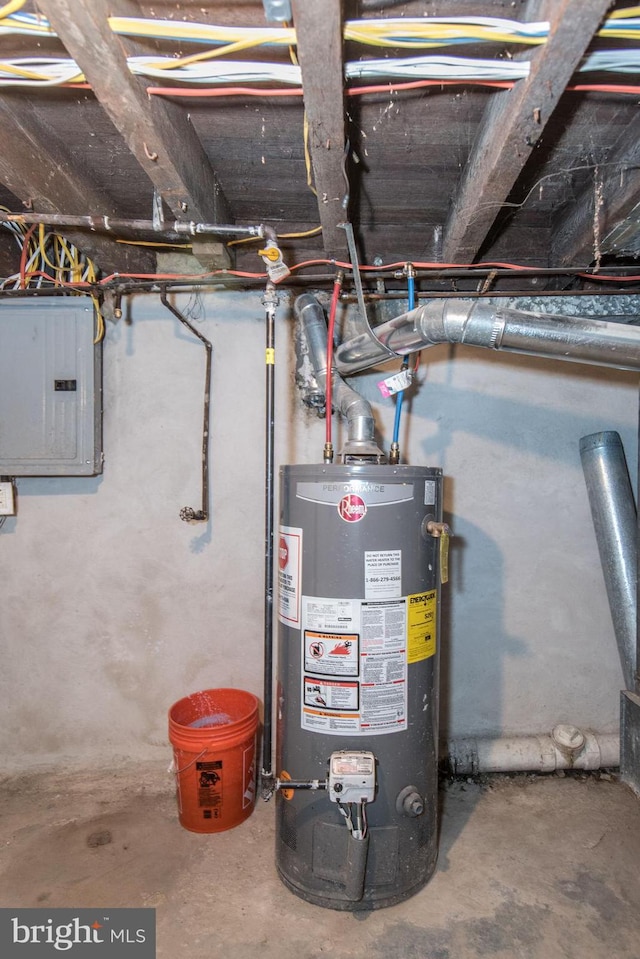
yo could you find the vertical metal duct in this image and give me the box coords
[580,431,638,690]
[294,293,383,460]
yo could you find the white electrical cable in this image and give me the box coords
[1,48,640,88]
[0,56,83,85]
[582,48,640,73]
[130,57,302,85]
[346,55,530,82]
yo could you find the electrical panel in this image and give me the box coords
[0,299,103,475]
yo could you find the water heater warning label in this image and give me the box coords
[278,526,302,629]
[304,631,359,676]
[300,595,407,735]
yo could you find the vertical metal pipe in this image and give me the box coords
[160,291,211,522]
[261,285,278,789]
[580,431,638,690]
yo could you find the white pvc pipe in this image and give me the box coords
[447,725,620,775]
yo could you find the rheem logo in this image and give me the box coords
[338,494,367,523]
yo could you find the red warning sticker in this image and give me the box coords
[278,526,302,628]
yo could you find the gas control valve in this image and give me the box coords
[328,751,376,803]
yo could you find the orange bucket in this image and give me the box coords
[168,688,260,834]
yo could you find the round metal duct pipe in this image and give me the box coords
[580,431,637,691]
[334,299,640,375]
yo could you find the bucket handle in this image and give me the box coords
[173,743,217,775]
[172,721,257,775]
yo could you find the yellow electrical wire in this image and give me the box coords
[0,0,26,20]
[279,226,322,239]
[37,224,63,283]
[57,234,83,283]
[143,35,283,71]
[108,17,294,47]
[116,239,193,249]
[0,61,55,80]
[226,225,322,248]
[85,259,104,344]
[303,112,317,196]
[4,8,640,46]
[608,5,640,18]
[4,214,104,342]
[344,21,546,49]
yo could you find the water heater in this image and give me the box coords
[275,462,444,909]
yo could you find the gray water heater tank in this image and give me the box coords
[275,463,443,909]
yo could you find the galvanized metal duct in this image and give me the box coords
[580,431,638,691]
[294,293,382,459]
[334,299,640,375]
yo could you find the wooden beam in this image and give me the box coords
[551,113,640,266]
[0,96,154,274]
[37,0,232,228]
[442,0,614,263]
[291,0,348,260]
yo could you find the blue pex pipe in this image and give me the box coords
[392,272,414,446]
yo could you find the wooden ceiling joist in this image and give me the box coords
[551,112,640,266]
[442,0,614,264]
[291,0,349,261]
[37,0,232,230]
[0,97,154,274]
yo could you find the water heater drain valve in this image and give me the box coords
[329,751,376,803]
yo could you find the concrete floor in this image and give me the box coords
[1,764,640,959]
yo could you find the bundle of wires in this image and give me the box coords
[2,6,640,47]
[0,211,105,341]
[1,1,640,90]
[2,48,640,89]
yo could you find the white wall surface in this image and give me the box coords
[0,290,637,770]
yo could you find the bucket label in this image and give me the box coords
[300,596,407,735]
[243,742,256,809]
[196,760,223,819]
[278,525,303,629]
[407,590,437,663]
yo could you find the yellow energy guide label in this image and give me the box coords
[407,589,437,663]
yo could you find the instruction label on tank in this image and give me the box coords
[407,589,437,663]
[304,630,359,676]
[300,596,407,735]
[304,677,359,711]
[278,525,302,629]
[364,549,402,599]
